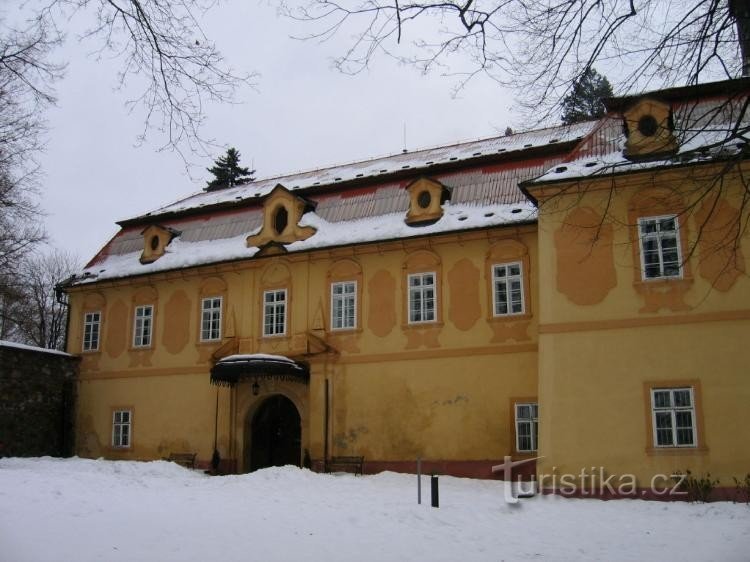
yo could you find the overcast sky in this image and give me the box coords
[33,2,520,265]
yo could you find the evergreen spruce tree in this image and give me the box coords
[205,147,255,191]
[561,68,614,125]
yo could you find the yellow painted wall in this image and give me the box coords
[533,162,750,488]
[67,225,540,469]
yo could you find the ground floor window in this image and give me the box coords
[515,402,538,453]
[112,410,132,448]
[651,387,696,447]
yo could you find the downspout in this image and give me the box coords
[54,280,72,353]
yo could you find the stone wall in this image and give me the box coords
[0,343,79,457]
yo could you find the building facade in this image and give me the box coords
[63,79,750,496]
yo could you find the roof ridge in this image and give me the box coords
[251,121,596,184]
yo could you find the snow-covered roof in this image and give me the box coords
[72,124,588,286]
[529,90,750,185]
[129,122,594,222]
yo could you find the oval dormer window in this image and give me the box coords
[638,115,658,137]
[417,191,431,209]
[150,235,160,251]
[274,206,289,235]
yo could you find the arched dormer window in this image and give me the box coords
[246,184,316,254]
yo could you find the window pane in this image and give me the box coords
[660,217,676,231]
[653,391,671,408]
[673,389,691,407]
[676,427,694,446]
[517,422,531,451]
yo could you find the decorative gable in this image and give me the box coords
[404,177,451,225]
[623,98,678,159]
[246,184,316,252]
[140,225,179,264]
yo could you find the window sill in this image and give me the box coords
[327,327,363,336]
[645,445,709,456]
[512,451,539,459]
[402,321,444,330]
[80,349,101,355]
[488,313,532,323]
[196,339,222,346]
[260,334,290,340]
[634,276,693,286]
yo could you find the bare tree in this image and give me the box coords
[285,1,748,120]
[0,17,59,272]
[287,0,750,279]
[0,2,255,324]
[2,249,79,350]
[4,1,255,158]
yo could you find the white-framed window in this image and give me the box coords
[263,289,287,336]
[112,410,132,448]
[493,262,525,315]
[651,387,696,447]
[133,305,153,348]
[408,272,436,323]
[331,281,357,330]
[200,297,222,341]
[82,311,101,352]
[638,215,682,280]
[515,402,538,453]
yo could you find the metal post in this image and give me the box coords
[417,457,422,504]
[431,474,439,508]
[323,378,329,473]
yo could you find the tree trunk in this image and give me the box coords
[731,0,750,76]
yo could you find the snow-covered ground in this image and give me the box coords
[1,458,748,562]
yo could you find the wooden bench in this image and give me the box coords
[167,452,197,469]
[327,456,364,475]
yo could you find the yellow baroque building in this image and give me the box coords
[63,79,750,497]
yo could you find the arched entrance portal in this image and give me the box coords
[249,395,301,471]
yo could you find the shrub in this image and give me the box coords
[733,473,750,504]
[674,470,719,503]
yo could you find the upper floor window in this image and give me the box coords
[651,387,696,447]
[493,262,525,315]
[82,311,101,352]
[112,409,132,448]
[515,402,538,453]
[408,272,436,323]
[263,289,287,336]
[133,305,153,348]
[639,215,682,279]
[331,281,357,330]
[200,297,222,341]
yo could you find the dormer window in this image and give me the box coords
[140,225,179,264]
[623,98,677,159]
[246,184,316,252]
[405,177,450,225]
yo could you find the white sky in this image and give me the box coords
[34,2,518,265]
